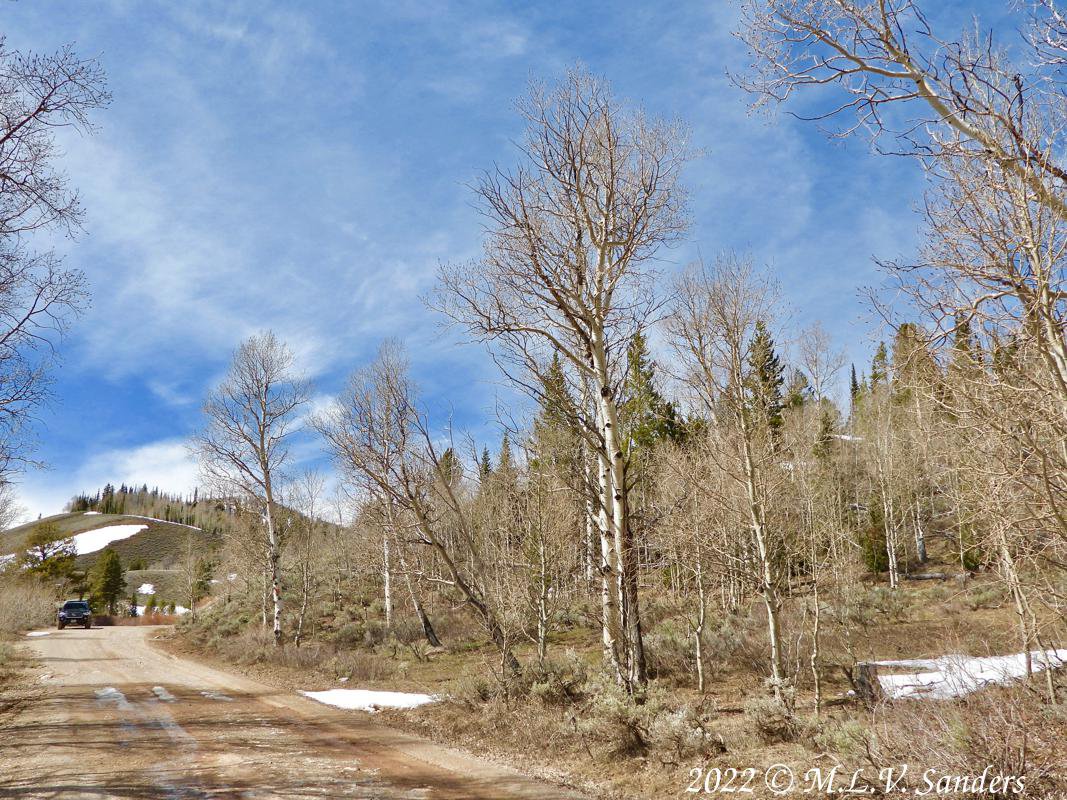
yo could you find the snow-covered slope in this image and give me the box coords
[71,524,148,555]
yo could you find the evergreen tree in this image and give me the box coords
[531,353,579,473]
[812,404,836,462]
[621,330,685,452]
[784,368,811,409]
[478,447,492,478]
[498,431,512,469]
[870,342,889,386]
[438,447,463,488]
[746,320,785,434]
[949,316,980,378]
[849,363,861,417]
[88,548,126,615]
[890,323,938,403]
[18,522,76,583]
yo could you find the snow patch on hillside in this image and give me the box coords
[137,583,155,595]
[876,650,1067,700]
[0,553,14,567]
[72,524,148,555]
[84,511,100,515]
[301,688,437,712]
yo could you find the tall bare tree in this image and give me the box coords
[435,67,689,692]
[667,254,791,695]
[315,341,521,672]
[193,331,309,645]
[0,39,107,481]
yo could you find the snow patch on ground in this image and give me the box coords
[152,686,176,702]
[137,583,155,595]
[201,690,233,702]
[301,688,437,712]
[84,511,100,515]
[26,631,51,637]
[876,650,1067,700]
[72,524,148,555]
[0,553,15,567]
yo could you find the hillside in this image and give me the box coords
[0,511,220,570]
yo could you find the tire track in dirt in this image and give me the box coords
[0,626,583,799]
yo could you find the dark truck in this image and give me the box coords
[58,600,92,629]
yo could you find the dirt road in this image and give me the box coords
[1,626,583,799]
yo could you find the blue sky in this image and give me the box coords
[4,0,998,519]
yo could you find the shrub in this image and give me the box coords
[328,650,396,682]
[529,650,589,706]
[576,677,673,756]
[332,622,364,648]
[453,672,496,708]
[0,579,56,633]
[810,718,868,757]
[965,583,1004,611]
[743,682,800,744]
[649,702,724,760]
[859,525,890,574]
[645,624,693,683]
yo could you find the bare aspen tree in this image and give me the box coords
[798,322,845,403]
[193,332,310,646]
[435,68,689,692]
[666,254,790,695]
[738,3,1067,661]
[0,40,108,479]
[385,502,442,648]
[737,3,1067,415]
[289,470,325,648]
[315,341,520,672]
[736,2,1067,221]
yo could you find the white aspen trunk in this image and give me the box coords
[383,532,393,629]
[883,490,899,589]
[998,535,1034,679]
[394,534,441,648]
[591,332,646,690]
[263,498,282,645]
[734,370,784,694]
[912,499,927,564]
[694,560,707,693]
[295,562,310,648]
[810,576,822,716]
[537,535,549,665]
[597,447,625,683]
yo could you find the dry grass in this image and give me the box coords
[0,579,56,634]
[170,572,1067,799]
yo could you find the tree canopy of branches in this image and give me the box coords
[193,331,310,645]
[0,38,106,482]
[435,67,690,693]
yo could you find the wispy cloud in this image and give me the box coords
[3,0,931,521]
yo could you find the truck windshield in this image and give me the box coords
[63,602,89,610]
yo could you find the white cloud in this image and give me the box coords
[13,439,199,523]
